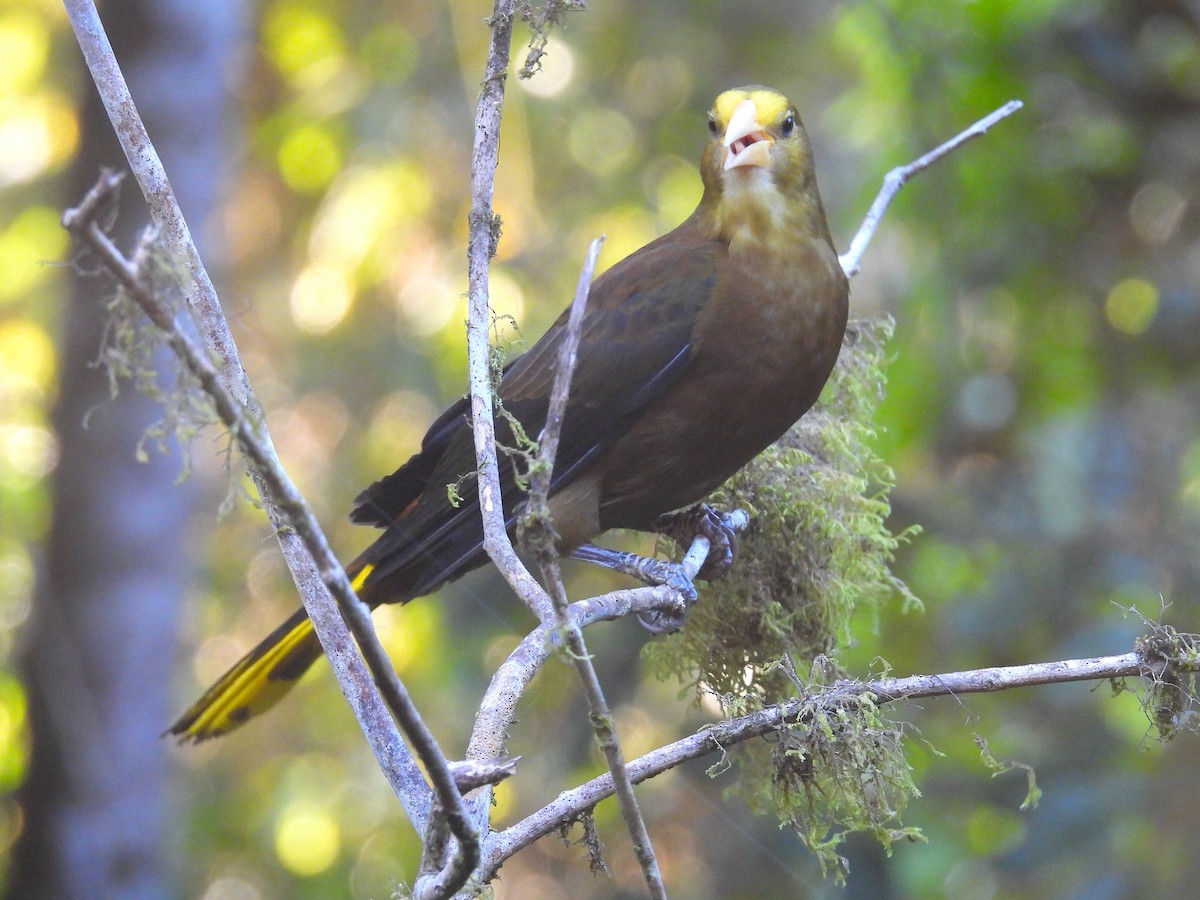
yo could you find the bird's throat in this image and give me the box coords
[706,172,821,258]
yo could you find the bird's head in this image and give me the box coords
[697,86,831,250]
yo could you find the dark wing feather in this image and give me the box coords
[351,227,725,598]
[349,395,471,527]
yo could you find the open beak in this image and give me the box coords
[723,98,774,171]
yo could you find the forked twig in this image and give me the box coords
[839,100,1024,278]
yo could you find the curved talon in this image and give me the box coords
[637,564,695,632]
[570,545,699,632]
[637,607,686,634]
[654,503,743,582]
[696,509,740,582]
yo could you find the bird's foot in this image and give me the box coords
[653,504,745,582]
[570,544,696,633]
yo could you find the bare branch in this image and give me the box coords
[469,586,684,762]
[63,10,483,890]
[65,177,487,889]
[482,648,1154,873]
[511,233,666,896]
[839,100,1024,278]
[524,235,604,512]
[464,0,556,629]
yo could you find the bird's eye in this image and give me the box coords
[781,115,795,136]
[707,113,718,134]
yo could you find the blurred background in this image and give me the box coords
[2,0,1199,897]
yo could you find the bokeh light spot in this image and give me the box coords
[517,37,575,97]
[274,802,340,876]
[0,205,69,303]
[648,155,702,227]
[0,673,28,792]
[1178,439,1200,519]
[568,108,636,176]
[0,12,50,93]
[263,1,346,85]
[360,23,417,84]
[199,876,264,900]
[277,124,343,193]
[957,372,1017,431]
[0,317,56,393]
[623,55,692,119]
[0,424,58,482]
[1128,181,1186,245]
[0,541,33,630]
[310,161,430,269]
[365,390,439,473]
[487,267,527,343]
[577,205,658,276]
[373,600,440,675]
[290,265,353,333]
[0,91,78,185]
[965,805,1026,856]
[1104,277,1158,336]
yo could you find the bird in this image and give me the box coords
[170,85,850,741]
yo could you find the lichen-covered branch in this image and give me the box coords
[64,8,487,893]
[62,172,484,895]
[464,0,555,626]
[515,235,666,897]
[62,0,463,848]
[482,639,1190,877]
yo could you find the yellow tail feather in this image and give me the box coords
[169,614,321,742]
[170,563,378,742]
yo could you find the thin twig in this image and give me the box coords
[481,650,1148,875]
[516,236,667,897]
[839,100,1024,278]
[524,235,603,508]
[465,0,554,625]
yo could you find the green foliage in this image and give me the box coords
[645,316,923,869]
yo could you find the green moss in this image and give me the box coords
[737,682,925,881]
[645,317,918,701]
[1135,622,1200,741]
[643,316,923,876]
[93,242,218,479]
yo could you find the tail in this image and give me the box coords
[167,607,323,742]
[171,462,495,742]
[168,564,382,743]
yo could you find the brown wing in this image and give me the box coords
[345,221,725,602]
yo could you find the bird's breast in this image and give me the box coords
[696,237,846,429]
[597,235,849,529]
